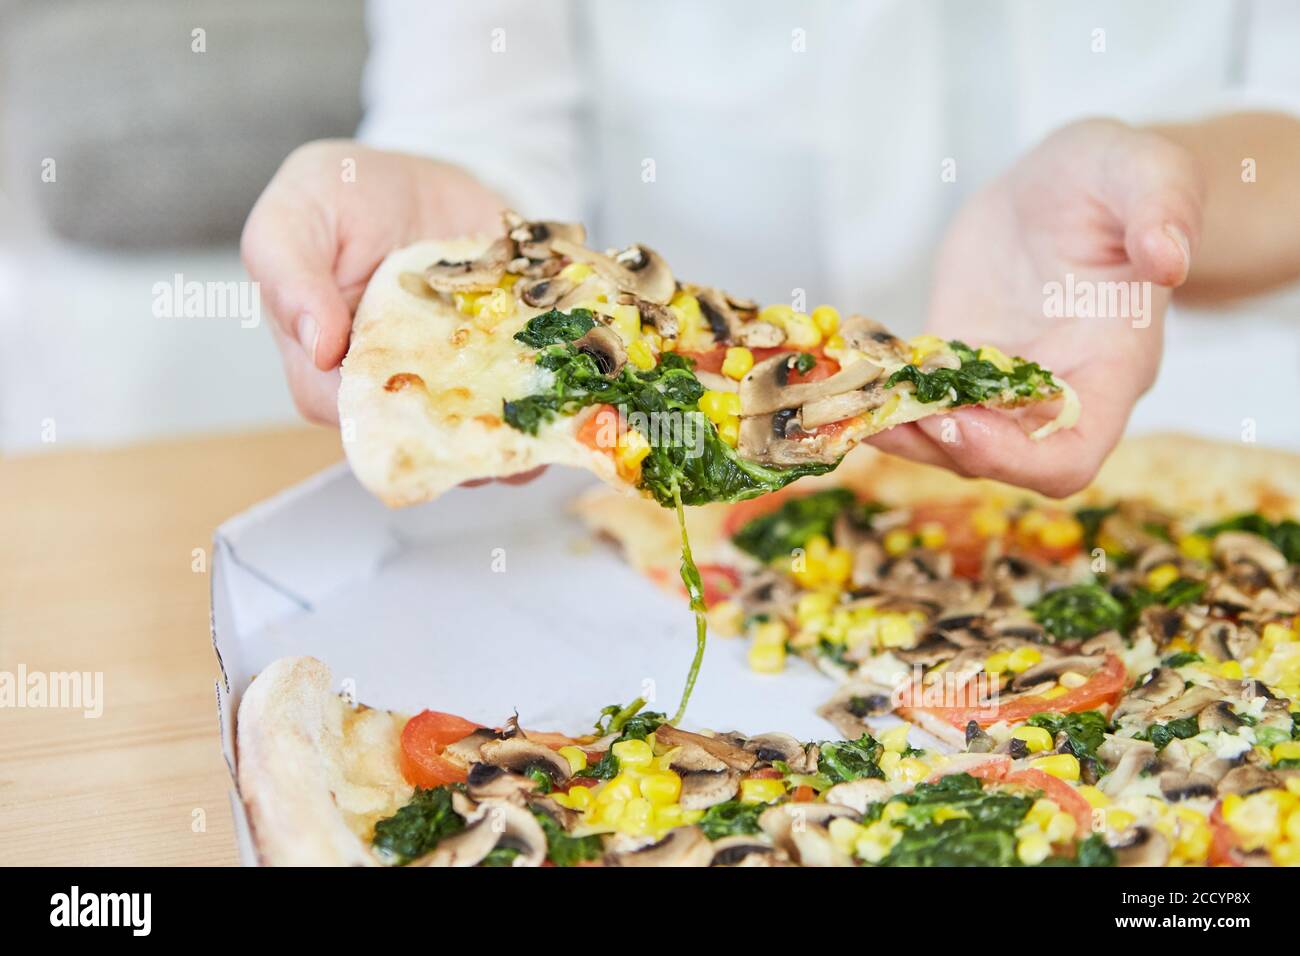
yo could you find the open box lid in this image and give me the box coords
[210,463,842,863]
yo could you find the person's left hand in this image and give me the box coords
[869,118,1205,497]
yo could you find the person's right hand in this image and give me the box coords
[241,140,506,423]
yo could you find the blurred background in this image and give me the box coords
[1,0,1298,455]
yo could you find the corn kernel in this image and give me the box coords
[1178,533,1213,562]
[1218,659,1244,680]
[1026,799,1060,829]
[758,303,795,326]
[740,777,787,804]
[811,304,841,336]
[823,333,847,355]
[748,641,786,674]
[717,417,740,447]
[708,599,744,637]
[1046,811,1077,843]
[881,801,908,823]
[795,591,835,626]
[984,652,1011,676]
[883,528,915,556]
[1077,785,1110,809]
[978,345,1015,373]
[1017,510,1048,537]
[1145,563,1181,593]
[897,757,930,782]
[1270,840,1300,867]
[878,613,916,649]
[784,313,822,348]
[752,620,789,646]
[698,389,737,425]
[1105,808,1136,832]
[627,338,656,371]
[933,805,971,824]
[908,334,946,365]
[558,262,594,284]
[823,547,853,587]
[560,784,593,811]
[721,346,755,380]
[1038,518,1083,549]
[620,797,654,835]
[972,506,1010,538]
[611,738,654,770]
[855,822,903,863]
[601,774,638,804]
[1263,623,1298,647]
[1041,685,1069,700]
[880,723,912,753]
[1006,646,1043,673]
[616,428,651,478]
[828,817,865,853]
[639,771,682,806]
[1012,726,1054,753]
[918,521,948,550]
[558,745,588,774]
[879,751,902,777]
[1031,753,1081,781]
[1275,741,1300,763]
[1017,832,1052,865]
[1059,670,1089,689]
[1285,806,1300,843]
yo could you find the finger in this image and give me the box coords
[270,323,341,425]
[1104,134,1204,287]
[241,198,353,371]
[865,422,965,472]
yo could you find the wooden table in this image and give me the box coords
[0,427,342,865]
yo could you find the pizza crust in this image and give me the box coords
[339,239,623,506]
[236,657,412,866]
[573,433,1300,585]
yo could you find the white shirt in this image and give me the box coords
[359,0,1300,448]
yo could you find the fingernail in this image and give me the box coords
[1164,224,1191,268]
[297,314,320,364]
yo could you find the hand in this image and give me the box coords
[241,140,505,423]
[870,119,1205,496]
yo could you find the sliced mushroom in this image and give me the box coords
[1098,738,1157,797]
[424,235,514,293]
[679,769,741,809]
[504,212,587,260]
[606,825,713,867]
[550,238,675,305]
[1157,769,1217,801]
[1195,620,1241,662]
[737,415,840,466]
[573,325,627,376]
[654,724,758,772]
[1112,668,1186,723]
[466,762,537,802]
[965,720,996,754]
[1008,655,1099,692]
[443,727,506,764]
[517,274,576,308]
[743,732,815,773]
[818,683,897,738]
[411,799,546,867]
[478,737,572,786]
[696,288,785,347]
[800,384,889,429]
[838,314,910,365]
[1214,531,1288,575]
[1218,764,1278,796]
[758,803,857,866]
[824,777,893,814]
[710,835,779,867]
[1145,686,1220,726]
[739,353,883,417]
[1080,630,1125,656]
[619,293,679,338]
[1109,826,1171,867]
[1198,701,1244,733]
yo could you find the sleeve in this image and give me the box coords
[357,0,586,220]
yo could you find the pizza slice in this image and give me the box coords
[339,212,1077,509]
[238,655,1140,867]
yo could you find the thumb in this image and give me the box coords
[1106,132,1204,288]
[240,201,353,370]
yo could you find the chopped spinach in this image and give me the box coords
[817,733,885,783]
[1199,513,1300,564]
[371,786,465,865]
[883,340,1057,407]
[525,767,553,794]
[503,334,833,505]
[793,352,817,374]
[697,799,765,840]
[1026,710,1108,764]
[1162,651,1204,668]
[871,774,1035,867]
[731,488,857,562]
[583,704,665,781]
[1030,584,1125,640]
[1075,506,1117,553]
[479,846,521,867]
[531,807,603,866]
[513,307,596,348]
[1138,715,1200,751]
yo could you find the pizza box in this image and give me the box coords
[210,463,851,865]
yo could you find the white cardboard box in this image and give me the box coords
[211,464,843,864]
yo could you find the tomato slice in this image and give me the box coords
[720,487,798,538]
[682,345,839,382]
[908,500,987,579]
[1004,768,1093,832]
[1208,801,1245,867]
[398,710,482,787]
[791,785,817,802]
[744,767,785,780]
[576,404,619,452]
[905,653,1127,731]
[925,753,1011,783]
[696,563,741,607]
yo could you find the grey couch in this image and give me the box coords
[0,0,367,249]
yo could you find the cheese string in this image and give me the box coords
[669,478,708,725]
